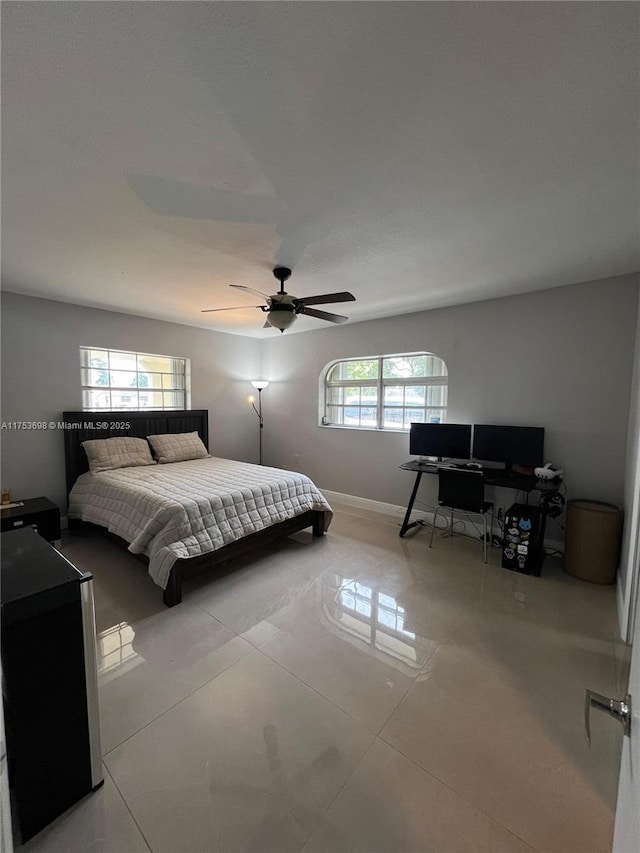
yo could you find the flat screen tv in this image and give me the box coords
[472,425,544,469]
[409,423,472,461]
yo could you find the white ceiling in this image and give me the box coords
[2,2,638,338]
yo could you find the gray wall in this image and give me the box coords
[0,293,262,512]
[261,274,639,514]
[2,275,638,526]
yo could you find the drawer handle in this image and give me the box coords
[12,520,24,527]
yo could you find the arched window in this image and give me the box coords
[322,352,448,430]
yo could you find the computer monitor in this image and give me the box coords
[409,423,472,461]
[472,425,544,470]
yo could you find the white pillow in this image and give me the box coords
[82,437,155,473]
[146,431,210,464]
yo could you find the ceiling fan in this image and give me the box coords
[201,267,356,332]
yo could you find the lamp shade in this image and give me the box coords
[267,310,297,331]
[250,380,269,390]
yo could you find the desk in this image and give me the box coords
[398,460,561,538]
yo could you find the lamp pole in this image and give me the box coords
[251,390,264,465]
[250,380,269,465]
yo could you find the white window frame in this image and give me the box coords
[80,347,190,411]
[321,352,448,431]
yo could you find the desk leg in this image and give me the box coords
[399,471,423,537]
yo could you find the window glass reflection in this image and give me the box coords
[329,575,426,669]
[98,622,139,678]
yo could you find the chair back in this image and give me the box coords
[437,468,485,513]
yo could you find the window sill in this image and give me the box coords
[319,424,408,434]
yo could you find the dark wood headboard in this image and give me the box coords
[63,410,209,496]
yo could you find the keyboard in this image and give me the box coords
[449,462,484,471]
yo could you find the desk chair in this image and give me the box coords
[429,468,494,562]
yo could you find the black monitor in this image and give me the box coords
[472,425,544,470]
[409,423,472,461]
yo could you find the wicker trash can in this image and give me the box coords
[564,499,622,584]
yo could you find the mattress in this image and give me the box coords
[68,457,333,589]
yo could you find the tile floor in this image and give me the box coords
[17,505,628,853]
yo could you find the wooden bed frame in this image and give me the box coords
[63,410,326,607]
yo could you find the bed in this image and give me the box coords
[63,410,332,606]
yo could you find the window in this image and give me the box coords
[80,348,189,411]
[322,352,447,430]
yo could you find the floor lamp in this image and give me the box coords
[249,380,269,464]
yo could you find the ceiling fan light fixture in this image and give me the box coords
[267,306,297,332]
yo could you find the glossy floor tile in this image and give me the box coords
[257,568,454,732]
[185,540,327,638]
[381,557,624,853]
[18,508,625,852]
[105,650,374,853]
[98,602,252,752]
[302,739,534,853]
[381,639,619,852]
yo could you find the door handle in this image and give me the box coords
[584,689,631,744]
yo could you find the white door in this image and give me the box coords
[613,549,640,852]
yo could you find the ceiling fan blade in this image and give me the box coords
[293,291,355,307]
[263,319,271,328]
[299,306,348,324]
[201,305,264,313]
[230,284,272,299]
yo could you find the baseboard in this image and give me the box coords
[322,489,564,554]
[322,490,421,522]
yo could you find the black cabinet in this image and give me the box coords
[1,527,102,843]
[0,497,61,544]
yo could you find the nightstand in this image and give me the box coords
[0,496,61,547]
